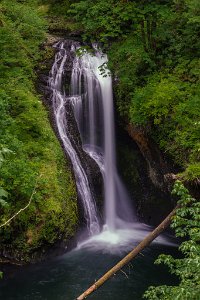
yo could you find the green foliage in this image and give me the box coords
[68,3,200,295]
[69,0,200,178]
[37,0,80,34]
[0,147,13,208]
[0,0,78,260]
[144,181,200,299]
[69,0,136,42]
[129,75,184,125]
[108,35,152,116]
[181,163,200,182]
[129,74,200,170]
[0,188,9,208]
[42,0,74,16]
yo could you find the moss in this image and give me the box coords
[118,144,140,185]
[0,90,78,260]
[180,163,200,182]
[48,16,80,33]
[0,0,78,262]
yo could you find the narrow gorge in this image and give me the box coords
[0,1,199,299]
[48,39,175,246]
[0,38,178,300]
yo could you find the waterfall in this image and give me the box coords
[48,41,100,236]
[47,41,176,251]
[69,45,134,232]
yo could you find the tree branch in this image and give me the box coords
[76,205,179,300]
[0,174,42,229]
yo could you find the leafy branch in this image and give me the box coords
[144,181,200,299]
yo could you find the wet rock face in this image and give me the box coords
[38,39,104,227]
[121,123,179,225]
[116,127,174,226]
[64,100,104,219]
[0,236,77,266]
[126,123,175,192]
[38,37,175,230]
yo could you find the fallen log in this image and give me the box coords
[76,205,179,300]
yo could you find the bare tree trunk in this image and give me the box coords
[76,205,179,300]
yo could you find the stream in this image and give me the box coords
[0,240,178,300]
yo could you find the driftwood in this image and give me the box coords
[77,205,179,300]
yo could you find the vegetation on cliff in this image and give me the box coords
[144,181,200,299]
[57,0,200,297]
[0,0,199,297]
[0,0,77,261]
[69,0,200,183]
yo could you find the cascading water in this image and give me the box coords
[0,40,178,300]
[69,45,134,233]
[48,41,100,236]
[49,41,175,250]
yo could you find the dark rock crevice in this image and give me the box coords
[116,123,175,226]
[126,123,176,192]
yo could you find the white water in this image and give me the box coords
[70,46,134,233]
[49,42,177,250]
[77,222,177,254]
[48,42,100,235]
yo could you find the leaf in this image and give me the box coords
[0,199,9,208]
[0,188,8,199]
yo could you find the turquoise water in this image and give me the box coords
[0,241,178,300]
